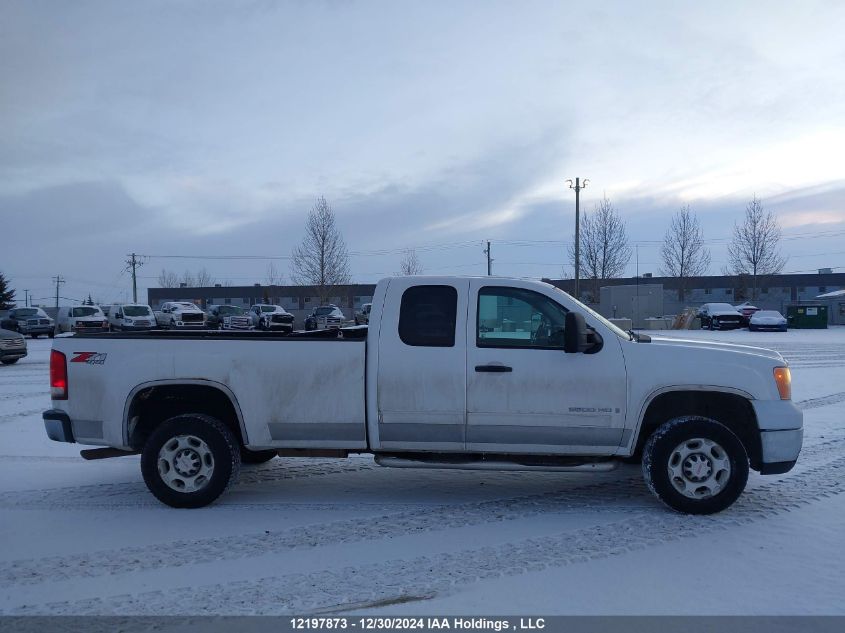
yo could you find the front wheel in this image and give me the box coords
[642,416,748,515]
[1,358,19,365]
[141,414,240,508]
[48,330,54,338]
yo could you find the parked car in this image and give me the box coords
[107,304,156,331]
[0,327,27,364]
[206,305,253,330]
[249,304,295,332]
[749,310,788,332]
[304,305,345,331]
[355,303,372,325]
[697,303,743,330]
[735,302,761,325]
[43,275,802,513]
[55,306,109,334]
[154,302,206,329]
[2,307,54,338]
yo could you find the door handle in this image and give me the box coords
[475,364,512,372]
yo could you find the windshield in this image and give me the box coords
[548,286,630,340]
[176,303,199,310]
[260,305,277,312]
[709,303,736,311]
[217,306,243,315]
[756,311,782,318]
[123,306,151,317]
[315,307,336,316]
[71,307,101,317]
[15,308,38,317]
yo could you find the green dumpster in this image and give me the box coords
[786,304,828,329]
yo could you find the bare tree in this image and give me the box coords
[660,205,712,301]
[568,196,631,302]
[726,196,786,300]
[265,261,284,286]
[290,196,351,304]
[195,267,214,287]
[180,270,196,287]
[397,249,424,275]
[157,269,179,288]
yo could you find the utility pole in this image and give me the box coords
[567,177,589,300]
[23,289,29,307]
[483,241,492,276]
[52,276,65,309]
[125,253,143,303]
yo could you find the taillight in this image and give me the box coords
[50,349,68,400]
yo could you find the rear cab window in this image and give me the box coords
[398,285,458,347]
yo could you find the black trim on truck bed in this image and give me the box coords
[69,327,369,341]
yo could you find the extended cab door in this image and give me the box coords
[374,278,469,451]
[466,280,627,455]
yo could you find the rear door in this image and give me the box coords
[374,279,469,451]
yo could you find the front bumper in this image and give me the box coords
[752,399,803,474]
[0,347,27,361]
[119,324,155,331]
[19,325,53,335]
[43,409,76,443]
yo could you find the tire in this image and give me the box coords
[48,331,54,338]
[707,319,714,331]
[642,416,749,515]
[141,413,241,508]
[240,447,278,464]
[1,358,19,365]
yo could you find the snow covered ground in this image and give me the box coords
[1,330,844,615]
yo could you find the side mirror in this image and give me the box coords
[564,312,603,354]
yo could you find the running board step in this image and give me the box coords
[374,455,618,473]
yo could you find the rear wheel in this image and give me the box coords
[141,414,240,508]
[642,416,748,515]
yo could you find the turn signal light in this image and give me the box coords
[50,349,68,400]
[773,366,791,400]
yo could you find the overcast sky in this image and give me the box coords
[2,0,845,305]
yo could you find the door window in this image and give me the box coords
[477,286,567,349]
[398,285,458,347]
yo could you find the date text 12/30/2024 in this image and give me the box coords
[290,618,546,631]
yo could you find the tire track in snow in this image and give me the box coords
[13,455,845,615]
[4,428,844,590]
[0,407,45,424]
[796,391,845,410]
[0,474,652,588]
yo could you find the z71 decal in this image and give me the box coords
[70,352,108,365]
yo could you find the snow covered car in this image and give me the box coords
[735,302,761,325]
[248,304,294,332]
[355,303,372,325]
[3,307,54,338]
[698,303,743,330]
[107,304,156,331]
[304,305,344,330]
[749,310,788,332]
[0,327,27,364]
[206,305,253,330]
[155,302,206,329]
[55,306,109,334]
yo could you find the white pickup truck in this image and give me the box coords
[43,276,802,514]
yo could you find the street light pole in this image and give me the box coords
[567,177,589,300]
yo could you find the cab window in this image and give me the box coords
[477,286,567,349]
[398,285,458,347]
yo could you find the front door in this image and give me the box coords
[466,280,628,455]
